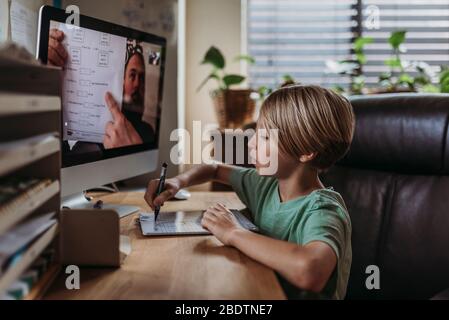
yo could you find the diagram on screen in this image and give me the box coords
[51,21,127,143]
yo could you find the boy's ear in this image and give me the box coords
[299,152,317,163]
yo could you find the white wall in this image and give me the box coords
[184,0,243,164]
[61,0,179,184]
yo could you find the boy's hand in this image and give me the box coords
[144,177,182,211]
[201,203,244,246]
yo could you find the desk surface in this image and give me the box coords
[44,191,286,300]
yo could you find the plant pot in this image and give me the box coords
[211,89,256,129]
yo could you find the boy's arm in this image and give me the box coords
[176,163,235,187]
[201,203,337,293]
[144,163,236,209]
[230,229,337,293]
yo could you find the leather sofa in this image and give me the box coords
[321,94,449,299]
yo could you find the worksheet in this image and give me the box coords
[139,211,210,236]
[50,21,127,143]
[10,0,38,55]
[139,210,258,236]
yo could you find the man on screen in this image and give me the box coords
[104,41,155,148]
[48,29,154,149]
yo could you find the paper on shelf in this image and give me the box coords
[0,133,58,155]
[0,212,56,274]
[10,0,38,56]
[0,0,9,42]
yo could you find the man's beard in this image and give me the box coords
[123,91,144,113]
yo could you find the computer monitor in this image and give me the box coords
[37,6,166,214]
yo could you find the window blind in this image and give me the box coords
[247,0,449,89]
[361,0,449,86]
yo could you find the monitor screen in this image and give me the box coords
[41,16,165,168]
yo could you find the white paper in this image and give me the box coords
[50,21,127,143]
[0,0,9,42]
[139,211,209,235]
[0,133,57,155]
[0,212,56,272]
[10,0,38,55]
[139,210,258,236]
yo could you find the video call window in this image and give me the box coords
[47,21,164,165]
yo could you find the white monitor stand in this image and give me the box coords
[61,190,140,218]
[61,149,158,218]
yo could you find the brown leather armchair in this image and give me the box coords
[321,93,449,299]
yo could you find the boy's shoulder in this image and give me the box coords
[231,166,276,186]
[229,167,277,210]
[305,188,351,223]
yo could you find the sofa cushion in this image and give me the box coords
[378,175,449,299]
[341,94,449,175]
[321,166,393,299]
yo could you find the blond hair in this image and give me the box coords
[259,85,355,169]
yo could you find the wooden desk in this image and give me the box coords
[44,191,286,300]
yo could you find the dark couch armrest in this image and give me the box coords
[430,288,449,300]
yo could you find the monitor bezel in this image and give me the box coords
[37,5,167,168]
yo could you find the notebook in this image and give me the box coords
[139,210,259,236]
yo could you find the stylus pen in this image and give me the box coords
[154,162,168,223]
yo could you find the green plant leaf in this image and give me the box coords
[385,57,402,68]
[234,54,256,64]
[258,85,272,97]
[414,75,430,86]
[398,73,414,84]
[355,52,367,65]
[440,69,449,84]
[440,71,449,93]
[331,85,345,95]
[388,30,407,50]
[201,46,225,69]
[353,75,365,85]
[421,84,440,93]
[354,37,373,52]
[282,74,295,83]
[441,84,449,93]
[196,71,220,92]
[222,74,245,88]
[415,61,434,78]
[379,72,392,81]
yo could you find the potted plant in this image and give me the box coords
[325,36,372,95]
[197,46,256,129]
[256,74,298,99]
[370,30,411,93]
[326,30,440,95]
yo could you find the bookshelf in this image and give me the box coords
[0,64,62,300]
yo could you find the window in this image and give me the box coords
[246,0,449,90]
[362,0,449,87]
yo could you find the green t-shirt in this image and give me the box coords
[229,167,352,300]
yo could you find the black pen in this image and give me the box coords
[154,162,168,223]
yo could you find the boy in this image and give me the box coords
[145,85,355,299]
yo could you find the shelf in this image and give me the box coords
[0,133,60,177]
[24,264,61,300]
[0,61,62,300]
[0,93,60,117]
[0,180,60,234]
[0,223,59,296]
